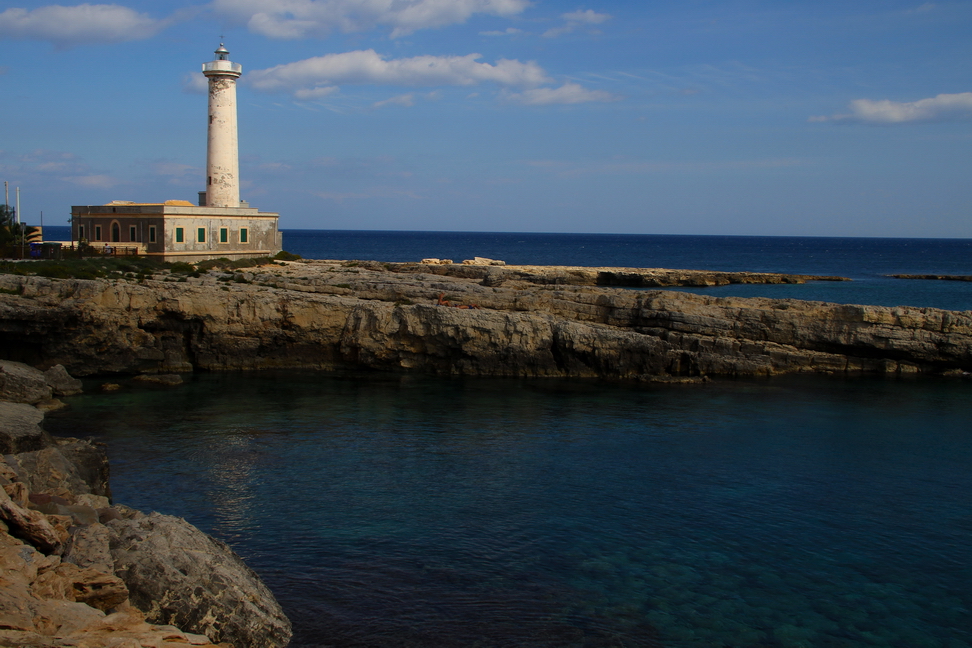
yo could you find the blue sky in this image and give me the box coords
[1,0,970,237]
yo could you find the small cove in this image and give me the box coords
[46,372,972,648]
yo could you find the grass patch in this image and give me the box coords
[0,257,164,280]
[196,257,276,272]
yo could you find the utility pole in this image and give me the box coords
[17,187,24,258]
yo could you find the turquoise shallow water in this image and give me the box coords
[46,372,972,648]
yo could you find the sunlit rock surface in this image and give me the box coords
[0,260,969,380]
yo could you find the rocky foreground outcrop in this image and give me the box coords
[0,260,970,379]
[0,362,292,647]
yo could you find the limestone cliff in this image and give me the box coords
[0,261,969,380]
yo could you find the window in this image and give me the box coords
[149,226,156,243]
[197,227,206,243]
[95,225,102,241]
[78,225,85,240]
[240,228,249,244]
[129,226,137,241]
[175,228,184,243]
[219,227,228,243]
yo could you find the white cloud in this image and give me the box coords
[811,92,972,124]
[562,9,610,24]
[0,149,127,190]
[313,190,370,203]
[65,174,121,188]
[213,0,530,39]
[542,8,610,38]
[502,82,620,105]
[294,85,339,100]
[248,49,550,95]
[181,72,208,95]
[0,149,85,176]
[479,26,525,36]
[258,162,294,172]
[152,162,196,178]
[372,90,441,108]
[0,4,170,48]
[374,93,416,108]
[526,157,804,177]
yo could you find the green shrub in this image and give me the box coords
[168,262,196,274]
[274,250,302,261]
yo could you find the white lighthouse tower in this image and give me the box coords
[202,43,242,208]
[70,43,281,262]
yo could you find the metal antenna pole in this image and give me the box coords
[17,187,23,258]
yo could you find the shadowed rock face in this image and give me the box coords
[1,408,293,647]
[0,262,969,380]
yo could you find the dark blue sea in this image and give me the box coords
[44,230,972,648]
[285,230,972,311]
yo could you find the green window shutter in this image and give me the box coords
[175,228,183,243]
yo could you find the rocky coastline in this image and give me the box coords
[889,274,972,282]
[1,258,970,646]
[0,259,969,380]
[0,360,292,648]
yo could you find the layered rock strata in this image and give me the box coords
[0,261,969,380]
[0,363,292,647]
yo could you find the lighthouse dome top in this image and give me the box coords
[203,43,241,76]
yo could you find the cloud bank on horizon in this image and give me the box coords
[1,0,970,237]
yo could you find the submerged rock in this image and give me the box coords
[133,373,184,386]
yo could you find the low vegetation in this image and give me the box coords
[0,252,303,281]
[0,205,41,257]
